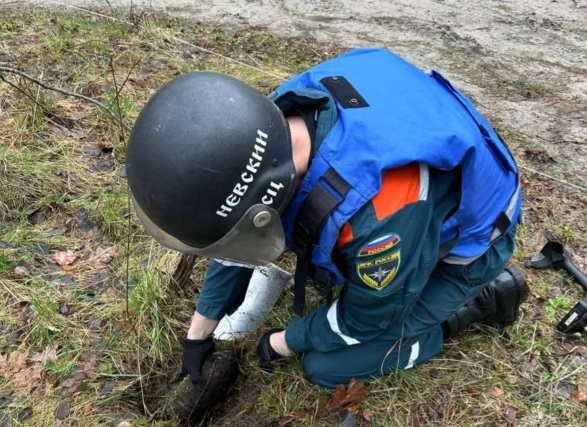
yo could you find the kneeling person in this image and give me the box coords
[126,48,528,388]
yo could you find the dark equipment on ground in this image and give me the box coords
[529,231,587,335]
[152,257,242,425]
[156,350,240,426]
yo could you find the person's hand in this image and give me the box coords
[256,329,292,370]
[181,336,215,388]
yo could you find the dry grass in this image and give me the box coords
[0,3,586,427]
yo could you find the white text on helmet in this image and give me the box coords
[262,181,284,205]
[216,129,268,218]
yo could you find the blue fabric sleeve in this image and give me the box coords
[196,259,254,320]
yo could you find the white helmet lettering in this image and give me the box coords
[216,129,268,218]
[262,181,284,206]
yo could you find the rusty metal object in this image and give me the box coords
[157,350,240,425]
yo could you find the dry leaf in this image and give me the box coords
[571,384,587,404]
[488,385,505,398]
[319,378,368,416]
[524,356,543,378]
[47,250,81,268]
[30,342,59,364]
[466,386,478,395]
[47,343,58,362]
[80,225,100,239]
[278,417,294,426]
[0,351,28,376]
[61,368,87,396]
[114,42,130,51]
[13,364,43,389]
[0,344,59,389]
[292,410,308,419]
[9,300,30,316]
[363,409,375,421]
[88,246,117,268]
[104,287,118,298]
[0,352,39,389]
[81,353,98,379]
[83,403,92,416]
[95,142,113,153]
[131,78,147,89]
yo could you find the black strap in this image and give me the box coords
[293,257,309,316]
[292,168,351,256]
[438,228,460,260]
[292,168,351,316]
[493,211,511,239]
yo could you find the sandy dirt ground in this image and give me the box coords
[13,0,587,185]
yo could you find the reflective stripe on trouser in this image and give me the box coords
[301,330,439,389]
[299,227,516,388]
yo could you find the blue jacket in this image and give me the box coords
[196,48,521,354]
[273,48,521,287]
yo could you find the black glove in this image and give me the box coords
[181,336,215,388]
[256,328,285,370]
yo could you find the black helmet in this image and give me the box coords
[126,72,296,265]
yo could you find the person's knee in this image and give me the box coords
[301,353,343,389]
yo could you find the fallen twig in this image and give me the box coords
[0,65,131,132]
[0,73,75,129]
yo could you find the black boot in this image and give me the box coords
[442,265,529,339]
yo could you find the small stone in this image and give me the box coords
[75,208,98,236]
[12,266,29,278]
[30,242,51,258]
[87,318,101,332]
[339,411,358,427]
[0,391,13,408]
[99,380,116,396]
[55,276,76,287]
[55,402,70,420]
[149,59,162,68]
[557,381,575,399]
[26,207,46,225]
[117,166,127,178]
[91,157,115,172]
[58,303,71,316]
[83,147,102,157]
[7,330,22,345]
